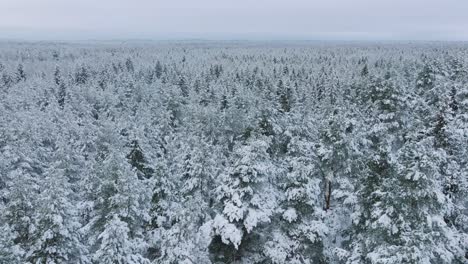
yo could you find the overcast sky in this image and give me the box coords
[1,0,467,41]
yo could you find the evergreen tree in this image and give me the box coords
[0,224,22,263]
[26,159,86,264]
[210,135,277,263]
[93,215,149,264]
[153,137,215,264]
[265,123,328,263]
[347,77,404,263]
[127,139,154,179]
[1,162,40,261]
[86,147,151,263]
[16,63,26,82]
[154,61,163,79]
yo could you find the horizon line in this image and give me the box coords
[1,37,468,44]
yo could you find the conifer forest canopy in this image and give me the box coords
[0,41,467,263]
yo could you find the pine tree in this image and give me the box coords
[57,82,66,109]
[93,215,149,264]
[127,139,154,179]
[317,109,352,211]
[86,147,151,263]
[264,125,328,263]
[153,137,215,264]
[445,83,468,259]
[416,63,435,91]
[347,77,404,263]
[210,135,277,263]
[125,58,135,73]
[178,76,189,98]
[75,66,89,85]
[1,162,40,261]
[0,224,22,263]
[16,63,26,82]
[154,61,163,79]
[351,136,463,263]
[54,66,62,86]
[277,84,292,113]
[26,160,86,264]
[361,64,369,77]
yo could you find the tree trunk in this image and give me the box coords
[325,179,332,211]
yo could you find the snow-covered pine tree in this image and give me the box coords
[315,108,364,263]
[1,157,40,262]
[84,130,151,264]
[351,133,464,263]
[445,81,468,259]
[347,76,404,263]
[26,152,86,264]
[264,119,328,263]
[93,215,149,264]
[153,136,216,264]
[0,223,22,264]
[210,134,277,263]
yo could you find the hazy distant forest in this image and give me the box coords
[0,41,467,264]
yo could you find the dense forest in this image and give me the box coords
[0,41,467,264]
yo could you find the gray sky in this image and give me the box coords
[1,0,467,41]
